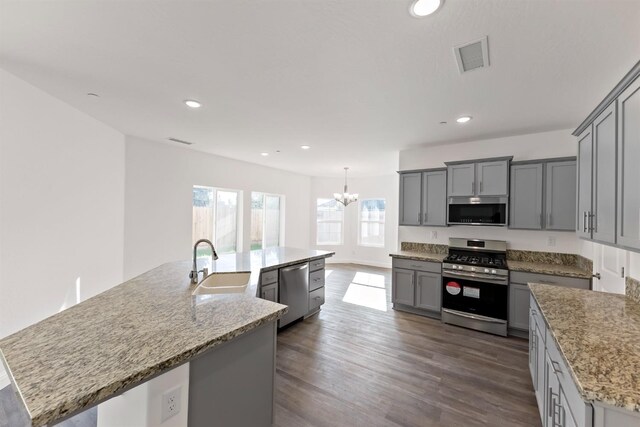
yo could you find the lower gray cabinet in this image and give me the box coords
[508,283,530,331]
[415,271,441,312]
[392,268,415,306]
[261,283,278,302]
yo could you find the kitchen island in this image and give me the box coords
[0,247,333,427]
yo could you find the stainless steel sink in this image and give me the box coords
[192,271,251,295]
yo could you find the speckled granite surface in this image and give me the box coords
[507,260,592,279]
[389,251,447,263]
[627,276,640,304]
[400,242,448,254]
[507,249,579,264]
[530,284,640,412]
[0,247,332,427]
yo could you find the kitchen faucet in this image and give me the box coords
[190,239,219,284]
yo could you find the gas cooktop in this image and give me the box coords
[443,254,506,269]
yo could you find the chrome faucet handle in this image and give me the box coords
[199,267,209,278]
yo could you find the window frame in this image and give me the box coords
[250,192,285,250]
[357,198,386,248]
[316,198,345,246]
[192,185,242,254]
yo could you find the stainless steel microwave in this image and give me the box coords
[447,196,508,226]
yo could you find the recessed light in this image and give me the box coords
[439,121,447,125]
[456,116,472,123]
[261,152,269,156]
[87,93,99,97]
[300,145,311,150]
[410,0,442,17]
[184,99,202,109]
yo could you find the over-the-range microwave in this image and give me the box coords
[447,196,508,226]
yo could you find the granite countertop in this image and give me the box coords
[529,284,640,412]
[0,247,332,427]
[507,260,592,279]
[389,251,447,263]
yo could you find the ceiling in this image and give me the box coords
[1,0,639,177]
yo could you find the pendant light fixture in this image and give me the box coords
[334,167,358,207]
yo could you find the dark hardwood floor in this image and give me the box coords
[0,263,540,427]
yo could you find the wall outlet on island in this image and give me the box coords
[430,231,438,240]
[161,386,181,422]
[547,236,556,247]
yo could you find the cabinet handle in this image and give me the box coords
[471,181,475,194]
[480,181,483,193]
[550,360,562,375]
[583,211,587,232]
[592,212,597,233]
[418,212,421,223]
[539,213,543,227]
[547,213,552,227]
[424,212,428,223]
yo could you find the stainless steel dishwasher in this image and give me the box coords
[279,262,309,327]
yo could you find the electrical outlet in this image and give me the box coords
[547,236,556,247]
[431,231,438,240]
[161,386,181,422]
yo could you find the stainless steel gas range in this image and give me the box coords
[441,238,509,336]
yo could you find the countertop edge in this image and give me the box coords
[31,305,287,427]
[508,262,592,279]
[529,285,640,413]
[257,252,336,272]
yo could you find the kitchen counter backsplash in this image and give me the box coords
[627,276,640,304]
[400,242,448,254]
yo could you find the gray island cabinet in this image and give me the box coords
[0,247,333,427]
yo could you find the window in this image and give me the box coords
[358,199,385,247]
[192,186,240,255]
[251,192,284,250]
[316,198,344,245]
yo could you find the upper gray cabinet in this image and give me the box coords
[399,169,447,227]
[477,160,509,196]
[422,170,447,226]
[510,159,576,231]
[447,163,475,196]
[546,161,577,231]
[573,60,640,252]
[446,158,511,197]
[576,126,593,239]
[510,163,543,229]
[399,172,422,226]
[617,77,640,250]
[592,102,617,244]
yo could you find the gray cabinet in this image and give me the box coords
[415,271,441,312]
[421,169,447,226]
[477,160,509,196]
[617,77,640,250]
[510,159,576,231]
[399,172,422,225]
[392,268,415,306]
[592,102,618,244]
[447,158,511,198]
[510,163,543,229]
[577,126,594,239]
[260,283,278,302]
[546,160,577,231]
[508,283,530,331]
[447,163,475,196]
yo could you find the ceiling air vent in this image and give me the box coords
[454,36,489,74]
[168,137,194,145]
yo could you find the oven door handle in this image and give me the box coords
[442,309,507,324]
[442,271,508,285]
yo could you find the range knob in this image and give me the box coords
[484,268,490,273]
[491,269,497,274]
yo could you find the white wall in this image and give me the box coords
[398,129,582,253]
[123,136,311,280]
[310,174,399,268]
[0,69,125,340]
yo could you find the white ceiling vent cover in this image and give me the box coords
[454,36,489,73]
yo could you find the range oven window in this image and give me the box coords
[442,276,508,320]
[448,203,506,225]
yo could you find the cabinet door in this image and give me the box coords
[392,268,415,306]
[546,161,577,231]
[529,309,538,393]
[261,284,278,303]
[510,163,543,229]
[415,271,441,312]
[592,102,618,244]
[577,126,593,238]
[447,163,475,196]
[399,173,422,225]
[477,160,509,196]
[617,78,640,250]
[535,322,546,422]
[546,352,561,427]
[422,170,447,226]
[508,283,530,331]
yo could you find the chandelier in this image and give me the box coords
[334,167,359,206]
